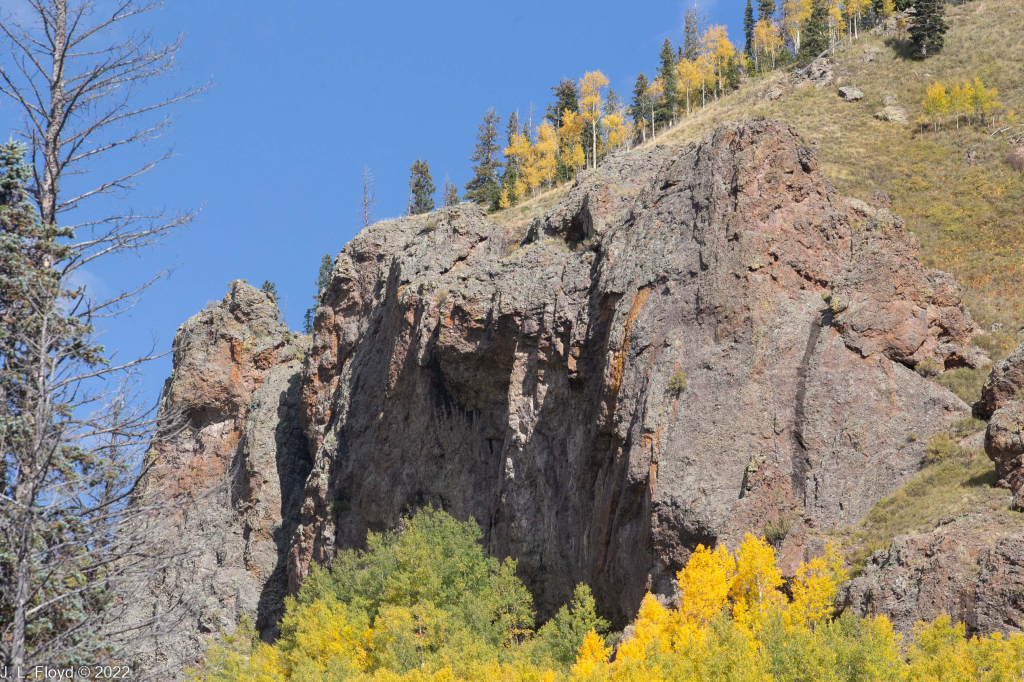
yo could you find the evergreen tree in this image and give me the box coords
[799,0,830,62]
[304,254,335,334]
[407,159,436,216]
[630,73,651,143]
[757,0,777,20]
[744,0,756,58]
[500,111,520,206]
[260,280,277,301]
[544,78,579,127]
[604,88,621,116]
[657,39,679,126]
[683,8,701,60]
[909,0,948,59]
[464,109,503,209]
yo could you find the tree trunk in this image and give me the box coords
[40,0,68,228]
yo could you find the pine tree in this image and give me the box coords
[657,39,679,126]
[407,159,436,216]
[758,0,777,21]
[260,280,277,301]
[909,0,948,60]
[799,0,830,62]
[744,0,756,58]
[500,111,520,206]
[683,8,701,60]
[544,78,579,127]
[304,254,334,334]
[604,88,621,116]
[630,73,651,143]
[464,109,503,209]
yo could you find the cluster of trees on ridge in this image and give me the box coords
[192,507,1024,682]
[394,0,952,218]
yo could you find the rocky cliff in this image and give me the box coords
[142,120,997,663]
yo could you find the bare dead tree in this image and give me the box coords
[359,165,377,228]
[0,0,208,676]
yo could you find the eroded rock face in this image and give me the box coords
[134,281,311,667]
[842,515,1024,636]
[978,342,1024,509]
[291,120,978,624]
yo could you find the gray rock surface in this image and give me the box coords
[839,87,864,102]
[291,120,978,625]
[132,282,311,669]
[843,514,1024,636]
[875,105,909,124]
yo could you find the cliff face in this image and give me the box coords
[136,282,311,663]
[142,121,991,663]
[291,120,977,623]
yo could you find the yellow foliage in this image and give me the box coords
[782,0,812,53]
[785,543,847,630]
[570,630,611,679]
[731,534,785,629]
[676,543,736,627]
[278,596,367,677]
[699,26,736,97]
[602,112,630,152]
[922,82,952,131]
[752,20,784,72]
[616,594,671,662]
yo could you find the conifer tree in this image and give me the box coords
[657,39,679,126]
[630,73,651,143]
[683,8,701,60]
[500,111,521,206]
[909,0,948,59]
[464,109,503,209]
[758,0,777,20]
[260,280,278,301]
[744,0,756,58]
[544,78,580,128]
[799,0,831,62]
[407,159,436,216]
[304,254,334,334]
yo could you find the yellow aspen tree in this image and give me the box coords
[880,0,896,19]
[753,20,784,72]
[646,77,665,139]
[616,593,671,662]
[579,71,609,170]
[676,544,737,627]
[782,0,812,54]
[602,111,631,153]
[571,630,611,678]
[784,543,847,630]
[701,26,737,99]
[730,534,785,629]
[827,0,847,51]
[970,78,1002,125]
[534,121,559,187]
[558,109,587,175]
[504,131,534,202]
[950,81,974,128]
[845,0,871,40]
[922,81,951,131]
[675,59,701,116]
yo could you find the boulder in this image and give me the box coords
[875,105,909,124]
[839,86,864,102]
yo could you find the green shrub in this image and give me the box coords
[667,369,688,396]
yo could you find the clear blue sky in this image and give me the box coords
[1,0,746,403]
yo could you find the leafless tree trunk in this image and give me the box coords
[359,165,377,227]
[0,0,208,676]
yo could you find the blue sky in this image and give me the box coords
[0,0,746,403]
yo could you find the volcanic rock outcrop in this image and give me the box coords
[290,120,978,625]
[134,282,311,664]
[977,342,1024,510]
[143,121,991,666]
